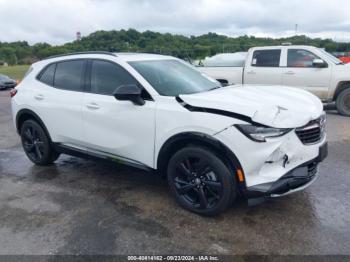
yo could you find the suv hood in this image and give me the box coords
[179,85,323,128]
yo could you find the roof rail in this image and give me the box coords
[43,51,117,60]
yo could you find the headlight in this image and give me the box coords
[235,124,292,142]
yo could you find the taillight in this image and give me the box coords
[10,89,17,98]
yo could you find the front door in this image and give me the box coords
[82,59,156,168]
[282,48,331,99]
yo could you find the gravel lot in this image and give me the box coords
[0,89,350,256]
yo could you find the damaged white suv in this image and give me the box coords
[11,52,328,215]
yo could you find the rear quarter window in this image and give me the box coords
[38,63,56,86]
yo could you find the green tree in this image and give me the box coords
[1,29,350,63]
[0,47,17,65]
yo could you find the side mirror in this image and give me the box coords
[113,84,145,106]
[313,59,327,68]
[217,79,229,87]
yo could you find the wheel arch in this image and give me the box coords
[16,109,52,142]
[333,81,350,101]
[156,132,245,185]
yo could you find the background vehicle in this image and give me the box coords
[198,52,247,68]
[11,52,327,216]
[198,45,350,116]
[338,56,350,64]
[0,74,17,90]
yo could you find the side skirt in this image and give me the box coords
[53,143,154,172]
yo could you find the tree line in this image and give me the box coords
[1,28,350,65]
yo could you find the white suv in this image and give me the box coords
[11,51,328,215]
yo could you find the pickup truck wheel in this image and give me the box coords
[336,88,350,116]
[167,146,236,216]
[20,120,59,165]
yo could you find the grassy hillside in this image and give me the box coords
[0,65,30,80]
[1,29,350,65]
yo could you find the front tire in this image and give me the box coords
[167,146,237,216]
[336,88,350,116]
[20,120,59,165]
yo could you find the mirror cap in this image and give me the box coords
[113,84,145,106]
[313,58,327,68]
[113,84,141,96]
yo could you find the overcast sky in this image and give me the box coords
[0,0,350,45]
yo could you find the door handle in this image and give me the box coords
[246,70,256,75]
[86,103,100,110]
[34,94,44,100]
[285,71,295,75]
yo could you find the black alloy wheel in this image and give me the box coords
[167,146,237,216]
[20,120,59,165]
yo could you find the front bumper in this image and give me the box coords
[244,142,328,199]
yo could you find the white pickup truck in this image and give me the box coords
[198,45,350,116]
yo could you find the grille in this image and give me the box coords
[295,115,326,145]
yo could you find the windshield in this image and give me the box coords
[129,59,220,96]
[318,49,343,64]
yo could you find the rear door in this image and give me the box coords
[35,59,86,147]
[282,48,331,99]
[244,49,283,85]
[82,59,156,168]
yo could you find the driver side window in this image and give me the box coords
[287,49,320,68]
[90,60,139,96]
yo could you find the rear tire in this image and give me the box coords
[336,88,350,116]
[167,146,237,216]
[20,120,60,165]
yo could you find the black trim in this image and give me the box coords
[176,96,266,126]
[36,58,88,93]
[43,51,117,60]
[53,143,153,172]
[245,162,317,199]
[36,57,154,101]
[84,59,92,93]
